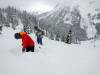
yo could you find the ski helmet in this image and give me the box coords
[14,33,21,39]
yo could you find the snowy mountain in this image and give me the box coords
[38,4,87,43]
[0,4,100,44]
[38,1,100,44]
[0,26,100,75]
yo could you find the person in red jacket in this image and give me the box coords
[14,32,35,52]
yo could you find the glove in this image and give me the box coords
[22,48,25,53]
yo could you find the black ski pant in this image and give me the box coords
[26,46,34,52]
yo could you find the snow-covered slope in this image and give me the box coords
[0,27,100,75]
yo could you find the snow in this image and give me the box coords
[94,19,100,24]
[80,17,97,38]
[0,27,100,75]
[63,13,72,25]
[16,19,23,32]
[86,24,97,38]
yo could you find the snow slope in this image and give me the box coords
[0,27,100,75]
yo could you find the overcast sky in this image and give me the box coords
[0,0,100,13]
[0,0,58,12]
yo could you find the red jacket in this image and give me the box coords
[20,32,35,49]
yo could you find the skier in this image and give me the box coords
[36,29,43,45]
[14,32,35,52]
[34,26,44,47]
